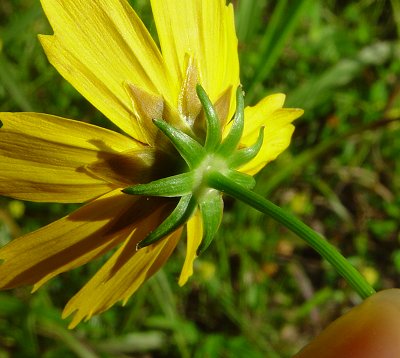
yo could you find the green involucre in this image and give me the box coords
[123,84,264,255]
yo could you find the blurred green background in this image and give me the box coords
[1,0,400,357]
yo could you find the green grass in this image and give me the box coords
[1,0,400,357]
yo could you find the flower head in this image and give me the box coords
[0,0,303,328]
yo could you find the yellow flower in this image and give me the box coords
[0,0,303,328]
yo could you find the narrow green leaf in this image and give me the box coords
[235,0,268,42]
[247,0,311,100]
[0,56,34,111]
[391,0,400,38]
[286,42,396,110]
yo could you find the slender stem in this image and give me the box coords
[208,171,375,299]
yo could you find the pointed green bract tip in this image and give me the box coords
[152,118,204,169]
[227,126,265,169]
[196,84,221,152]
[217,86,245,156]
[196,190,224,255]
[137,195,197,249]
[0,120,3,128]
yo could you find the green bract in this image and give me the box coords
[123,85,264,254]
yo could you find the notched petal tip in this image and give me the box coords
[62,228,182,328]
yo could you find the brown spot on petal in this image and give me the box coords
[125,83,164,145]
[178,55,202,126]
[193,86,233,142]
[214,86,233,128]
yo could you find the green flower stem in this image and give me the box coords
[207,171,376,300]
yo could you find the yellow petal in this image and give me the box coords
[0,190,169,291]
[39,0,172,141]
[178,209,203,286]
[0,112,140,202]
[240,94,287,141]
[63,228,182,328]
[238,95,304,175]
[150,0,239,110]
